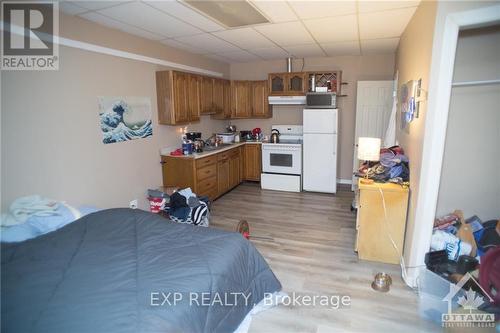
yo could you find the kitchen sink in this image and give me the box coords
[203,144,233,152]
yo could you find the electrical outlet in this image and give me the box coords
[129,199,138,209]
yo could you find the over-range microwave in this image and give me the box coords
[306,92,337,108]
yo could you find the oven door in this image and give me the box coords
[262,145,302,175]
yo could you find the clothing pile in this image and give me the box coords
[166,188,210,227]
[427,210,500,318]
[1,195,97,242]
[357,146,409,184]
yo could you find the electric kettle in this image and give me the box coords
[270,129,280,143]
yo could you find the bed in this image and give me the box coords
[1,208,281,332]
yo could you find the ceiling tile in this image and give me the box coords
[358,1,420,14]
[321,40,360,56]
[216,50,261,62]
[144,1,224,32]
[254,21,314,46]
[359,7,417,39]
[250,0,298,23]
[250,46,289,60]
[304,15,358,43]
[97,2,203,38]
[213,27,275,49]
[175,33,241,53]
[203,53,231,63]
[361,38,400,55]
[160,39,210,54]
[80,12,166,40]
[60,2,88,15]
[288,1,356,19]
[282,44,325,58]
[67,1,131,11]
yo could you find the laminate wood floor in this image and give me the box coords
[210,183,442,333]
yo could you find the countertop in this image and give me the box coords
[160,141,263,159]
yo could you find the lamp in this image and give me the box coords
[357,137,381,184]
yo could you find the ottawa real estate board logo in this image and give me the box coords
[1,1,59,70]
[442,273,495,328]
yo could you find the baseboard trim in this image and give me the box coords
[337,178,352,185]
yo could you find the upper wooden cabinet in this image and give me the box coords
[156,71,200,125]
[187,75,201,122]
[231,80,251,118]
[287,72,308,94]
[269,73,285,95]
[156,70,273,124]
[212,79,232,120]
[268,72,308,96]
[200,76,215,114]
[212,78,225,114]
[250,80,272,118]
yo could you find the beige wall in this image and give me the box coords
[1,15,230,211]
[436,28,500,220]
[394,0,437,262]
[60,15,229,78]
[230,54,396,180]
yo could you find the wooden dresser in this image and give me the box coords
[355,180,409,265]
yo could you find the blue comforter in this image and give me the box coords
[1,208,281,332]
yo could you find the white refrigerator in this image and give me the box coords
[303,108,338,193]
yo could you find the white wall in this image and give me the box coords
[436,27,500,220]
[400,0,500,287]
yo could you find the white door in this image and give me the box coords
[303,133,337,193]
[352,81,394,189]
[303,109,337,134]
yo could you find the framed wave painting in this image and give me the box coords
[98,96,153,144]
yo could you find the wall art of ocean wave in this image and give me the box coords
[99,99,152,144]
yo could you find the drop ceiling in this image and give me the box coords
[59,0,420,64]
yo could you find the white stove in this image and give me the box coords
[261,125,303,192]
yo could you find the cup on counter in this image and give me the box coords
[182,142,193,155]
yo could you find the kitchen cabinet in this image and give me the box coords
[187,74,201,122]
[229,149,241,188]
[356,180,409,264]
[200,76,215,114]
[212,79,232,120]
[231,80,251,118]
[269,73,285,95]
[156,71,199,125]
[287,72,308,94]
[243,144,261,181]
[161,146,245,201]
[212,78,224,114]
[268,72,308,96]
[250,80,271,118]
[217,158,230,195]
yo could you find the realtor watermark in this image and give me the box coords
[441,273,495,328]
[150,292,351,310]
[1,1,59,70]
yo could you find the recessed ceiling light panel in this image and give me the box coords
[184,0,269,28]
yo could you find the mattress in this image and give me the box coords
[1,208,281,333]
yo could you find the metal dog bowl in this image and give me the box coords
[371,272,392,292]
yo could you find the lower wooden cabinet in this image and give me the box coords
[243,144,261,181]
[356,180,409,264]
[161,146,247,201]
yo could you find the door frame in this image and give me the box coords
[404,3,500,287]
